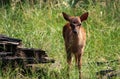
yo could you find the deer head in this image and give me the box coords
[62,12,88,34]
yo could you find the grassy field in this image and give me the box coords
[0,1,120,79]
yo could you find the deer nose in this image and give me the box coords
[73,30,78,34]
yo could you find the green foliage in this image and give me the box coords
[0,1,120,79]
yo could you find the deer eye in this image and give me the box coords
[73,21,76,24]
[78,23,81,26]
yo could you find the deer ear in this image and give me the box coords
[62,12,70,21]
[80,12,88,22]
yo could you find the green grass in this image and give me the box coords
[0,1,120,79]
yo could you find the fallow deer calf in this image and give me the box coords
[62,12,88,79]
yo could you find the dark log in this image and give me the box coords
[0,56,55,68]
[16,47,48,59]
[0,34,22,44]
[0,43,18,56]
[96,69,120,79]
[96,59,119,66]
[0,52,13,57]
[0,34,55,73]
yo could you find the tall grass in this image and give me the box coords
[0,1,120,79]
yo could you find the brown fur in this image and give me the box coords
[62,12,88,79]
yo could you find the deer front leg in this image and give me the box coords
[67,52,72,79]
[75,53,78,68]
[78,47,84,79]
[78,53,82,79]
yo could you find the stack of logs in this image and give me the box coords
[0,35,55,70]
